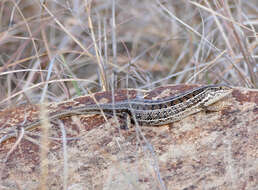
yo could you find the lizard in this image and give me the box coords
[0,84,233,144]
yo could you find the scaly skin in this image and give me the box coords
[0,84,233,144]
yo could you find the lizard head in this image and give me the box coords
[203,85,233,106]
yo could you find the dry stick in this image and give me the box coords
[186,50,227,83]
[4,127,24,163]
[39,103,50,190]
[58,121,68,190]
[86,2,108,91]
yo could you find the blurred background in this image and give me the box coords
[0,0,257,107]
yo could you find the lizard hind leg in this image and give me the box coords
[118,112,132,130]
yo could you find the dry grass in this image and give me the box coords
[0,0,257,108]
[0,0,257,189]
